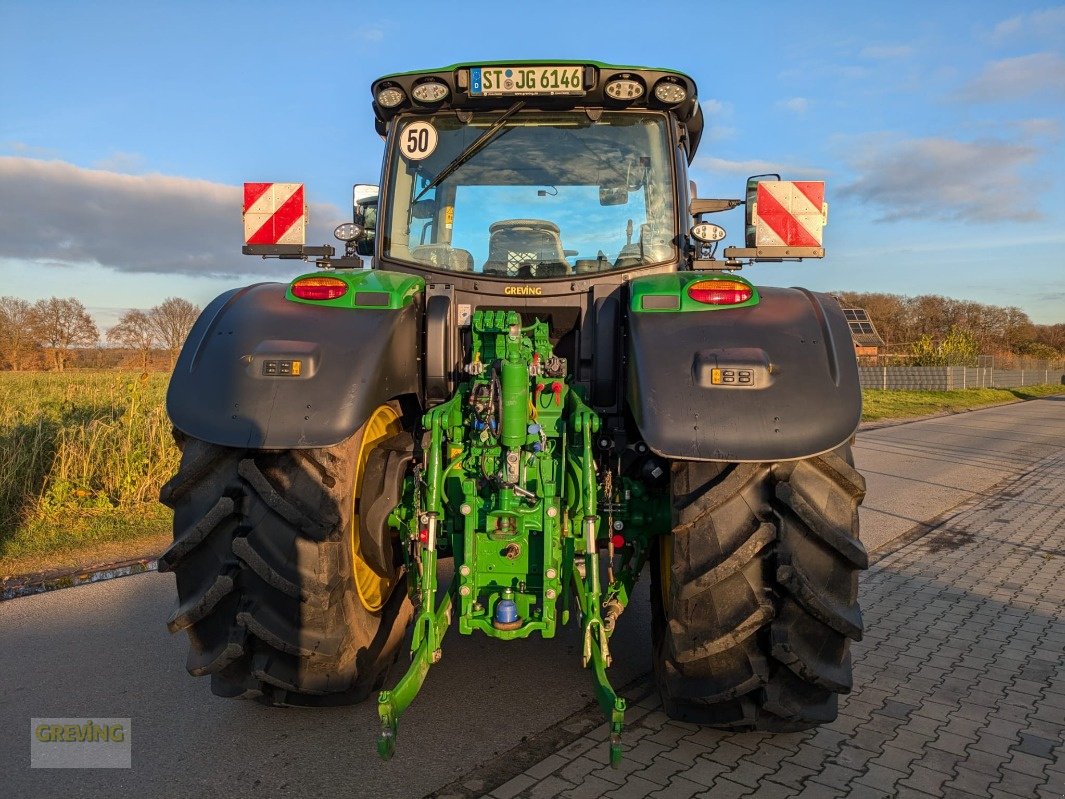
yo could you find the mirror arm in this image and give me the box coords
[690,198,743,216]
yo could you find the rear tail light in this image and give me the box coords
[291,277,348,301]
[687,280,753,305]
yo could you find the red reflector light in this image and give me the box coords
[687,280,753,306]
[291,277,348,301]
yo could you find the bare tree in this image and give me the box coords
[149,297,200,365]
[0,296,42,370]
[32,297,99,371]
[835,290,1054,362]
[107,309,158,370]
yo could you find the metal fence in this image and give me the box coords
[858,365,1065,391]
[857,355,1064,371]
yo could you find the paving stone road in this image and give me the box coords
[465,451,1065,799]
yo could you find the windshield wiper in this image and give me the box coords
[413,100,526,202]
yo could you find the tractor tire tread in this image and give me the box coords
[164,431,412,707]
[159,496,235,573]
[654,447,866,731]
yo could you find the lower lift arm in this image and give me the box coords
[377,399,455,760]
[569,398,626,767]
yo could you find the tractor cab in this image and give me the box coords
[364,62,700,287]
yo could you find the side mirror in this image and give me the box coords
[352,183,379,226]
[411,199,436,219]
[599,184,629,206]
[744,173,779,248]
[352,183,379,256]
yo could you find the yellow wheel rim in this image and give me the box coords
[351,404,403,613]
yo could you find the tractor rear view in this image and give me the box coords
[161,61,866,766]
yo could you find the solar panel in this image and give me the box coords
[841,307,883,346]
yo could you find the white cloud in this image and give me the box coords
[859,44,913,59]
[700,99,736,140]
[356,22,386,42]
[958,52,1065,102]
[839,135,1041,223]
[1013,117,1062,140]
[992,16,1023,41]
[701,99,728,116]
[777,97,809,114]
[4,141,61,158]
[992,7,1065,43]
[0,157,344,277]
[695,157,826,178]
[93,151,146,173]
[705,126,737,141]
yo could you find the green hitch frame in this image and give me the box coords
[374,312,665,768]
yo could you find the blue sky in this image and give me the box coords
[1,0,1063,328]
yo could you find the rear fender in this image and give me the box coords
[167,281,421,449]
[626,285,861,462]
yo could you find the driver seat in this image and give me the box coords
[411,244,473,271]
[483,219,570,277]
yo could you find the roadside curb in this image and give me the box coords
[1,556,159,601]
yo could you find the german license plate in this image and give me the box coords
[470,65,584,96]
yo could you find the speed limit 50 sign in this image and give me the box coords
[399,121,438,160]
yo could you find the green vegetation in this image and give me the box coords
[0,371,177,577]
[910,327,980,366]
[861,386,1063,422]
[835,290,1063,365]
[0,373,1060,579]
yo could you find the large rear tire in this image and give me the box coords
[651,446,867,729]
[159,404,414,706]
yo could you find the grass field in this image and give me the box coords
[0,372,177,577]
[861,385,1063,422]
[0,373,1060,580]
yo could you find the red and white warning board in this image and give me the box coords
[752,181,827,248]
[243,183,306,245]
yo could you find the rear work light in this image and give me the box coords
[605,78,644,100]
[412,80,449,104]
[291,276,348,301]
[687,280,753,306]
[653,80,687,105]
[375,86,406,108]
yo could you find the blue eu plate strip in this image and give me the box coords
[470,67,482,95]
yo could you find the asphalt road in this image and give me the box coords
[2,398,1063,799]
[853,397,1065,553]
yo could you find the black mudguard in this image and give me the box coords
[627,287,861,462]
[167,283,421,449]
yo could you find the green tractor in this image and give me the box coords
[161,61,867,766]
